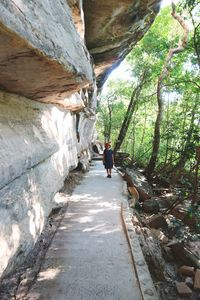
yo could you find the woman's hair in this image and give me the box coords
[105,142,111,148]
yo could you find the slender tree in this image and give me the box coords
[170,96,199,182]
[145,1,189,178]
[113,71,147,154]
[137,100,147,159]
[192,146,200,203]
[183,0,200,68]
[106,95,114,141]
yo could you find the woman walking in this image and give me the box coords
[103,142,114,178]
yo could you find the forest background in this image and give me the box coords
[96,0,199,199]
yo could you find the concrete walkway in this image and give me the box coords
[25,161,142,300]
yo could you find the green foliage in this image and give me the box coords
[97,2,200,184]
[96,87,128,142]
[187,204,200,232]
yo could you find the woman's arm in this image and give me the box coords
[103,150,105,164]
[112,153,115,165]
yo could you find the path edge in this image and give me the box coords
[121,200,159,300]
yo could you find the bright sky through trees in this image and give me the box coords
[102,0,184,96]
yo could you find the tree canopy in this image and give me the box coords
[96,1,200,189]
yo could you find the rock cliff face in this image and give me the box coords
[0,0,160,276]
[83,0,161,87]
[0,90,95,275]
[0,0,93,105]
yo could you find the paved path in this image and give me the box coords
[25,161,142,300]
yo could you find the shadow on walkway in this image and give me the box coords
[25,161,142,300]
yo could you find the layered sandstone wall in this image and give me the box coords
[0,0,96,276]
[0,0,93,105]
[0,90,95,276]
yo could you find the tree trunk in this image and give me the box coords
[131,120,136,160]
[180,100,189,153]
[164,96,170,167]
[145,2,189,178]
[193,22,200,68]
[192,146,200,203]
[102,93,115,142]
[145,77,164,177]
[113,72,147,154]
[189,8,200,68]
[107,98,112,141]
[170,97,198,182]
[138,101,147,160]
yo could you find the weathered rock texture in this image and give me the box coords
[0,0,160,277]
[0,0,93,105]
[68,0,85,38]
[84,0,161,87]
[0,90,95,276]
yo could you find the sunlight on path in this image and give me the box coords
[25,161,142,300]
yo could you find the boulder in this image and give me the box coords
[170,243,200,269]
[137,227,166,280]
[128,186,139,208]
[176,282,192,298]
[178,266,195,277]
[194,269,200,291]
[171,206,197,228]
[151,229,169,244]
[185,277,194,289]
[147,215,168,229]
[125,169,153,201]
[154,197,175,210]
[143,199,160,213]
